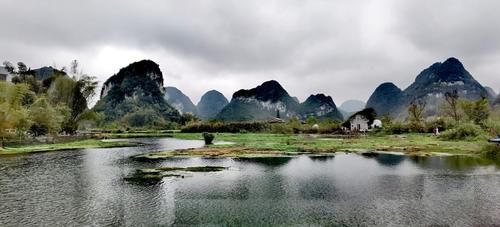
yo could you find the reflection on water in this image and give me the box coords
[1,138,500,226]
[234,156,294,167]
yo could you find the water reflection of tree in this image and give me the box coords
[308,155,335,162]
[409,155,500,171]
[234,157,293,167]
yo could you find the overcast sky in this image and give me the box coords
[1,0,499,105]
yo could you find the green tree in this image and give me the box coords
[28,96,65,136]
[0,82,32,144]
[407,100,426,131]
[444,90,460,121]
[47,74,98,134]
[306,115,317,125]
[460,98,490,127]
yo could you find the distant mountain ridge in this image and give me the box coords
[366,57,493,118]
[485,87,497,98]
[216,80,343,121]
[197,90,229,120]
[164,86,198,115]
[366,82,405,117]
[339,99,366,118]
[300,94,343,120]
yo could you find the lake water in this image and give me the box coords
[1,138,499,226]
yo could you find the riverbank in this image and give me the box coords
[0,139,138,155]
[97,130,178,139]
[131,132,492,160]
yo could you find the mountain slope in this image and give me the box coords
[216,80,343,121]
[494,94,500,107]
[367,57,492,118]
[299,94,343,120]
[339,100,366,113]
[485,86,497,98]
[93,60,180,126]
[197,90,228,120]
[217,80,300,121]
[366,82,405,117]
[403,57,491,116]
[164,86,197,115]
[339,99,366,118]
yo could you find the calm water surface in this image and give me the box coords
[1,138,500,226]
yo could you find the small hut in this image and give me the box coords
[342,108,377,132]
[0,67,9,81]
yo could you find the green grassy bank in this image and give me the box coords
[169,132,490,155]
[0,139,138,155]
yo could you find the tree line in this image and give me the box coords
[0,60,98,145]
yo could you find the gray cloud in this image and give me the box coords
[1,0,499,104]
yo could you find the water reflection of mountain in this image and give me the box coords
[409,155,500,171]
[234,156,293,167]
[360,153,405,167]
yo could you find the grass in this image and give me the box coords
[0,139,138,155]
[168,132,490,156]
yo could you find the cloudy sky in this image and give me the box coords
[1,0,499,105]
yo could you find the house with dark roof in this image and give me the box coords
[342,108,377,132]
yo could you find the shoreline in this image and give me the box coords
[0,139,140,155]
[1,132,495,158]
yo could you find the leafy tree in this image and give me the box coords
[12,74,42,94]
[444,90,460,121]
[0,82,32,144]
[407,100,426,131]
[17,62,28,74]
[28,97,65,136]
[180,112,198,125]
[460,97,490,127]
[3,61,15,73]
[306,115,317,125]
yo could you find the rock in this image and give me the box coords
[93,60,180,126]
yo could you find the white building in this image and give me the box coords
[372,119,382,128]
[349,114,369,132]
[0,67,12,82]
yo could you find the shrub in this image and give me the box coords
[439,122,484,141]
[202,132,215,145]
[424,117,450,133]
[270,123,294,134]
[384,121,410,134]
[181,121,270,133]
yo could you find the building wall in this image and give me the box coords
[0,74,7,81]
[350,115,369,131]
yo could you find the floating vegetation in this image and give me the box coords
[124,166,227,183]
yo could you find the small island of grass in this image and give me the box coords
[130,132,493,161]
[0,139,139,155]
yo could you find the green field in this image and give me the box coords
[168,133,487,155]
